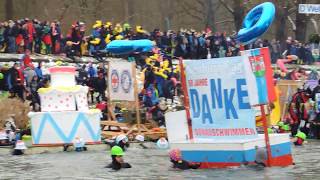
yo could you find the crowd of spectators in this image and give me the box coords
[0,18,319,64]
[0,18,319,128]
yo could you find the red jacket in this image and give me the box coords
[26,22,35,42]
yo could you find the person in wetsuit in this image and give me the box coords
[169,149,200,170]
[106,134,130,151]
[106,146,131,171]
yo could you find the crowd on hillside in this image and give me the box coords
[0,18,319,63]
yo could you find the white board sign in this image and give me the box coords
[299,4,320,14]
[108,61,135,101]
[165,110,189,142]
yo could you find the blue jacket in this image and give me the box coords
[88,66,97,78]
[35,67,43,79]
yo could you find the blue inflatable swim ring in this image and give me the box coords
[237,2,275,45]
[106,39,153,55]
[134,40,153,52]
[106,40,136,54]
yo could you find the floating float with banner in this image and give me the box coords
[165,2,293,168]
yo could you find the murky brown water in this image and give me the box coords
[0,141,319,180]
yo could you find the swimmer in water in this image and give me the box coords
[106,146,131,171]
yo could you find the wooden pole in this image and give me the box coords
[106,62,112,121]
[281,85,290,121]
[133,62,141,134]
[260,104,272,167]
[179,57,193,140]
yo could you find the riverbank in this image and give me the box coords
[0,142,157,156]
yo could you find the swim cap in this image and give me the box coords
[169,149,182,161]
[111,146,124,156]
[295,131,306,140]
[282,124,290,131]
[277,121,284,127]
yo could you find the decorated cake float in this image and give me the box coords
[28,66,101,145]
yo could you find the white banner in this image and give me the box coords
[108,61,135,101]
[299,4,320,14]
[184,56,258,140]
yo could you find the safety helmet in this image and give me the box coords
[169,149,182,161]
[277,121,284,127]
[135,134,144,142]
[111,146,124,156]
[0,72,4,80]
[295,131,306,140]
[282,124,290,131]
[123,23,131,30]
[115,134,128,144]
[267,128,273,134]
[105,22,112,28]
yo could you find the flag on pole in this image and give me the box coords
[241,47,276,105]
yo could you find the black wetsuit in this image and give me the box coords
[106,155,131,170]
[171,159,200,170]
[12,149,24,155]
[108,141,129,151]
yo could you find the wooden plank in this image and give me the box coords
[100,121,128,127]
[277,80,304,120]
[144,131,167,140]
[101,131,122,138]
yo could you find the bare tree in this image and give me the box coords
[5,0,13,20]
[179,0,218,30]
[57,0,72,21]
[122,0,135,24]
[93,0,103,20]
[78,0,89,20]
[272,1,292,48]
[294,0,315,42]
[159,0,175,30]
[218,0,246,31]
[273,0,315,44]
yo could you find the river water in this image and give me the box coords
[0,140,319,180]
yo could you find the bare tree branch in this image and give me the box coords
[287,15,296,31]
[288,7,297,15]
[195,0,205,8]
[218,0,234,14]
[180,2,205,21]
[182,1,205,16]
[58,0,72,21]
[310,18,319,34]
[215,19,234,25]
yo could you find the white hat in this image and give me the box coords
[135,134,144,142]
[156,138,169,149]
[116,134,128,144]
[166,99,173,105]
[0,132,8,140]
[15,140,27,150]
[73,137,85,148]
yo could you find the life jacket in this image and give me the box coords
[288,91,309,124]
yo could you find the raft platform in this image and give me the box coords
[170,133,293,168]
